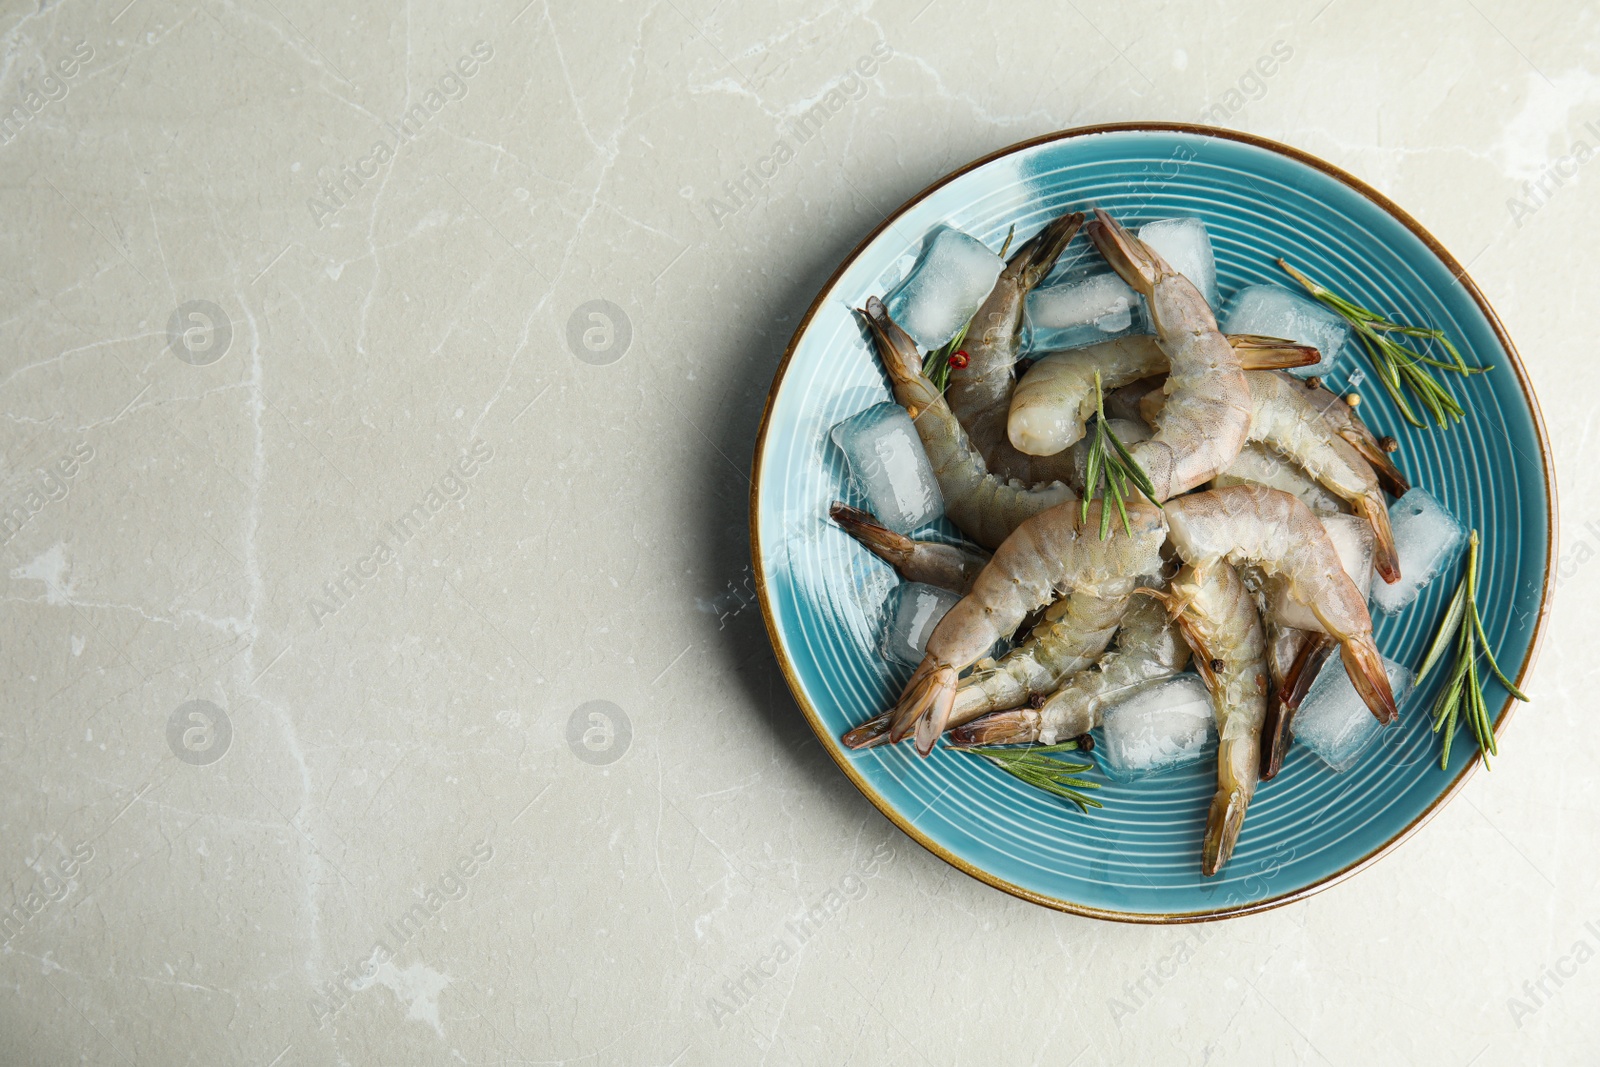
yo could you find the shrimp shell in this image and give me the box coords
[860,298,1076,549]
[1086,209,1251,501]
[1210,442,1348,515]
[947,212,1083,483]
[1161,561,1268,877]
[887,498,1168,754]
[950,591,1190,746]
[1139,369,1401,585]
[1295,374,1411,497]
[1164,485,1397,725]
[829,503,989,595]
[841,588,1130,750]
[1008,336,1316,458]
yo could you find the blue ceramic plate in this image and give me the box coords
[750,125,1554,922]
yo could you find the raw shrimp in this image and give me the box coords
[1141,371,1399,581]
[1153,561,1269,877]
[1258,624,1335,780]
[1164,484,1397,725]
[885,498,1168,755]
[1249,512,1373,778]
[949,591,1190,745]
[1085,209,1252,501]
[860,297,1075,549]
[829,503,989,595]
[1008,336,1316,458]
[1296,374,1411,497]
[1210,443,1347,515]
[946,212,1083,480]
[842,587,1132,749]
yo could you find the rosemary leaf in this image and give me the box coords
[1415,580,1467,683]
[1419,530,1530,770]
[1279,258,1488,429]
[950,740,1103,812]
[1081,370,1161,537]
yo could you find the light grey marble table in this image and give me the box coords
[1,1,1594,1063]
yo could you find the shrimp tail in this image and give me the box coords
[1227,334,1322,371]
[1340,633,1398,724]
[1010,211,1085,290]
[914,680,958,757]
[841,712,892,750]
[887,658,959,756]
[1086,208,1164,295]
[1353,490,1402,584]
[1344,429,1412,498]
[829,503,913,569]
[948,709,1039,746]
[1202,787,1250,877]
[1261,632,1336,780]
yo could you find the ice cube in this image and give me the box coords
[1219,284,1352,378]
[1099,674,1216,780]
[1371,488,1466,615]
[1139,217,1217,310]
[1024,217,1217,351]
[884,226,1004,351]
[1293,656,1415,772]
[880,581,962,665]
[1268,512,1375,631]
[831,403,943,534]
[1025,270,1140,351]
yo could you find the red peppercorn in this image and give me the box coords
[948,349,970,369]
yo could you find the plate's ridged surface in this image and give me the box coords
[751,126,1553,921]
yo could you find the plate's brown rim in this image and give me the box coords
[747,121,1557,925]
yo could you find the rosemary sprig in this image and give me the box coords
[1278,259,1490,429]
[1081,369,1162,538]
[921,316,971,393]
[1415,529,1530,770]
[950,740,1103,812]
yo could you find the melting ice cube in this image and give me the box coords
[1099,674,1216,780]
[883,226,1004,351]
[1219,284,1352,378]
[1025,217,1216,351]
[1139,217,1217,310]
[1025,270,1141,350]
[1293,656,1415,772]
[1371,488,1466,615]
[830,402,943,535]
[880,581,962,665]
